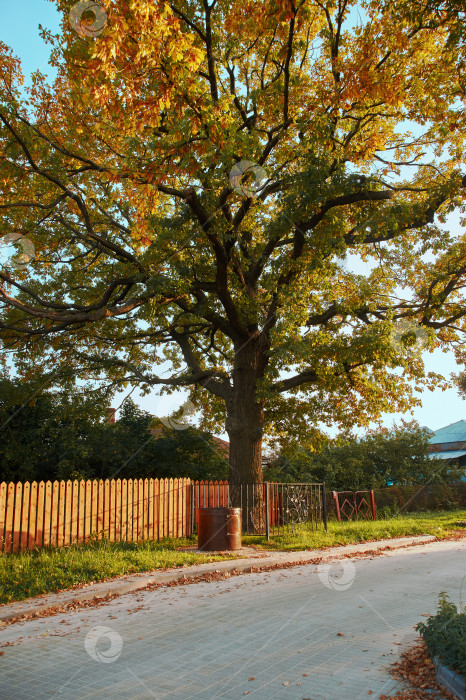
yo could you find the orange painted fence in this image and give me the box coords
[0,478,193,554]
[1,479,328,552]
[191,480,230,527]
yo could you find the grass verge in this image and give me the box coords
[242,509,466,550]
[0,536,236,605]
[1,510,465,605]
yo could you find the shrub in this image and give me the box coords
[415,592,466,676]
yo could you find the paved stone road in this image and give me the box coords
[0,540,464,700]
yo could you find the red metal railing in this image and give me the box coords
[332,490,377,521]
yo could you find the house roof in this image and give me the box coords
[212,436,229,455]
[149,425,229,455]
[428,420,466,445]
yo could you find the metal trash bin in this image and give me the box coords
[198,507,241,551]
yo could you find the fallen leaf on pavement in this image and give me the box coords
[387,640,457,699]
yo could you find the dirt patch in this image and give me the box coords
[176,545,269,557]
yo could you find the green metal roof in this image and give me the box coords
[428,420,466,445]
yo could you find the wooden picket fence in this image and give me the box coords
[191,480,230,526]
[0,478,326,553]
[0,478,192,554]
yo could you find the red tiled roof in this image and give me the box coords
[149,424,229,455]
[212,436,229,455]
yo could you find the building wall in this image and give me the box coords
[428,440,466,453]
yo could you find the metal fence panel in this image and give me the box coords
[225,482,326,538]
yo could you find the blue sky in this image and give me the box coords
[1,0,466,439]
[1,0,60,85]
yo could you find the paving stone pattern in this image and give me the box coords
[0,540,464,700]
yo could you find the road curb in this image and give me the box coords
[434,658,466,700]
[0,535,439,624]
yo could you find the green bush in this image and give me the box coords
[379,501,401,519]
[415,593,466,676]
[429,485,462,511]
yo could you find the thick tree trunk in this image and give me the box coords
[226,343,265,484]
[226,341,266,531]
[227,404,264,485]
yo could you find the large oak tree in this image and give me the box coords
[1,0,466,484]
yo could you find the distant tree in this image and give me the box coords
[92,399,228,481]
[264,422,464,490]
[456,373,466,398]
[0,382,228,482]
[143,423,229,482]
[0,373,110,482]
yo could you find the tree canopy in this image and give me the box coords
[1,0,466,484]
[264,422,464,490]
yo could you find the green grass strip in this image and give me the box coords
[1,510,465,605]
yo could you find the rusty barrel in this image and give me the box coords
[198,507,242,551]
